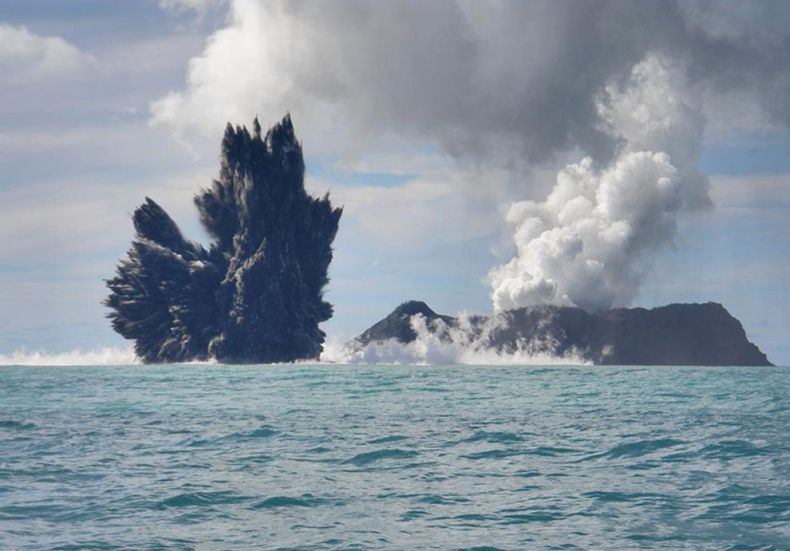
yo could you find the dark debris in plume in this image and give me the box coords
[105,115,342,363]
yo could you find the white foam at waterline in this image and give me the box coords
[320,317,590,366]
[0,347,139,366]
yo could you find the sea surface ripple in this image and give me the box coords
[0,365,788,549]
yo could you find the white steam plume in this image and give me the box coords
[489,55,711,312]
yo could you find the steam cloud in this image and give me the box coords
[490,56,710,311]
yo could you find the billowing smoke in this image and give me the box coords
[490,56,710,311]
[153,1,790,166]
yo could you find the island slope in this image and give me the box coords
[353,301,772,366]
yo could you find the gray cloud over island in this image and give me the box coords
[153,0,790,163]
[152,0,790,312]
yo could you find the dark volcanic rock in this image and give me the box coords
[354,301,772,366]
[356,301,456,344]
[594,303,771,365]
[106,115,342,363]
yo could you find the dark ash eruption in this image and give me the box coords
[105,115,342,363]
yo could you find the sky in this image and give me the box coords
[1,0,790,364]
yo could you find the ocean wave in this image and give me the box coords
[343,448,418,466]
[156,491,249,509]
[251,495,321,509]
[580,438,687,461]
[0,419,37,430]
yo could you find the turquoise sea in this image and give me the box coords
[0,365,788,550]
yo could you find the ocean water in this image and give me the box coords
[0,365,788,550]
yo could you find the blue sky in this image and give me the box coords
[1,0,789,364]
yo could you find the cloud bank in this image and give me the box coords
[153,0,790,161]
[0,24,92,84]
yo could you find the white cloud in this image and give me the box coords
[0,24,92,84]
[0,162,213,267]
[307,166,508,251]
[333,150,456,177]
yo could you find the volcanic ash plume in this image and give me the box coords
[105,115,342,363]
[489,56,711,312]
